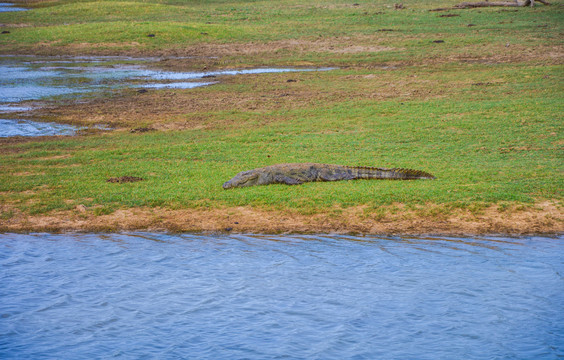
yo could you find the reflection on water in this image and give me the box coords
[1,233,562,359]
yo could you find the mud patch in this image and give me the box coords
[130,127,155,133]
[320,45,396,54]
[106,176,144,183]
[34,66,463,130]
[37,154,71,161]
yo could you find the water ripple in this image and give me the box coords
[0,233,562,359]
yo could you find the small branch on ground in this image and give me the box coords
[431,0,550,11]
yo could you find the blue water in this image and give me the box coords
[0,3,26,12]
[0,119,79,137]
[0,58,208,104]
[142,81,216,89]
[1,233,562,359]
[0,57,332,102]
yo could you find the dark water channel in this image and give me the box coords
[0,56,331,136]
[1,233,562,359]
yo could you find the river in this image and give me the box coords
[1,233,562,359]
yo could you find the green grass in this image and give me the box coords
[0,0,562,221]
[1,0,562,63]
[1,63,561,215]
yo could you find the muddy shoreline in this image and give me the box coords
[2,202,562,236]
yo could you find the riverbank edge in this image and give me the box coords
[1,202,562,236]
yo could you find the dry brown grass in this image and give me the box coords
[1,201,561,235]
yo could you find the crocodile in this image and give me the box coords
[223,163,435,189]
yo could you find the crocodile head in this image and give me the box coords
[223,169,260,189]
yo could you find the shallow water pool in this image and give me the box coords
[0,118,79,137]
[0,3,26,12]
[1,233,562,359]
[0,56,332,137]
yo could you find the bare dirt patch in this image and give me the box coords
[450,44,564,65]
[0,23,32,28]
[1,202,561,235]
[7,36,398,63]
[156,37,399,58]
[12,171,46,176]
[36,154,71,160]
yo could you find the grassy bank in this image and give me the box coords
[0,0,562,233]
[2,0,563,66]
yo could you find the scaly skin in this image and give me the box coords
[223,163,435,189]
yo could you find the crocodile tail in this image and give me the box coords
[390,168,436,180]
[349,166,436,180]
